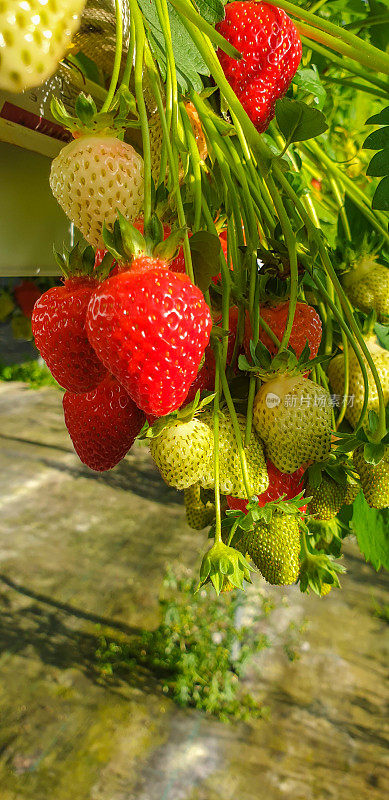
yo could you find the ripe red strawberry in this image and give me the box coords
[86,258,212,416]
[245,301,322,360]
[32,277,106,393]
[216,2,302,133]
[14,280,42,318]
[63,375,144,471]
[227,461,305,512]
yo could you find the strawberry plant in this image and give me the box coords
[3,0,389,594]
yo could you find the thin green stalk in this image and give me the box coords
[311,272,370,431]
[300,36,389,93]
[101,0,123,111]
[295,18,389,75]
[121,10,135,89]
[329,176,351,240]
[302,141,389,242]
[145,44,194,283]
[218,350,253,499]
[322,74,389,102]
[155,0,178,152]
[213,358,222,544]
[274,163,386,441]
[264,173,299,352]
[179,101,202,232]
[334,295,349,429]
[266,0,389,74]
[168,0,242,59]
[245,271,261,446]
[128,0,152,229]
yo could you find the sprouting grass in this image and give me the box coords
[0,360,59,389]
[95,568,272,722]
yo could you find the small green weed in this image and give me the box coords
[95,569,271,722]
[0,360,59,389]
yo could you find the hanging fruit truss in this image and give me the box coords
[1,0,388,595]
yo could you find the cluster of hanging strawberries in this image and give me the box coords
[2,0,387,596]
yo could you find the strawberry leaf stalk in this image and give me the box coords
[49,92,144,249]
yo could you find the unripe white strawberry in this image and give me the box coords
[0,0,86,93]
[50,134,144,248]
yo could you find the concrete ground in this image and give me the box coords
[0,382,388,800]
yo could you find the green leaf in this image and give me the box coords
[195,0,225,24]
[189,231,221,292]
[363,126,389,150]
[364,441,386,465]
[366,149,389,178]
[374,323,389,350]
[366,106,389,126]
[350,492,389,571]
[275,98,328,144]
[372,177,389,211]
[293,67,326,109]
[139,0,209,91]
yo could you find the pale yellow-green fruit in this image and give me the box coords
[149,419,213,491]
[50,134,144,248]
[343,257,389,320]
[0,0,86,93]
[184,484,215,531]
[199,410,269,499]
[253,375,332,473]
[327,337,389,429]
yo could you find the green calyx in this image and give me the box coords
[102,211,188,266]
[54,242,112,282]
[306,452,358,489]
[335,408,389,463]
[196,541,255,595]
[51,88,139,137]
[299,533,345,595]
[139,391,215,441]
[239,340,330,381]
[228,493,309,535]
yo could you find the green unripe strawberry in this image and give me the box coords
[344,478,360,506]
[343,256,389,320]
[200,410,268,499]
[253,375,331,473]
[11,315,33,340]
[241,513,300,585]
[184,484,215,530]
[0,290,15,321]
[306,475,347,520]
[353,446,389,509]
[327,338,389,430]
[320,583,332,597]
[149,418,213,490]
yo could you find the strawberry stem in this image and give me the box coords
[128,0,152,232]
[101,0,123,113]
[216,344,253,499]
[300,36,389,93]
[266,0,389,75]
[144,43,195,284]
[213,357,222,544]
